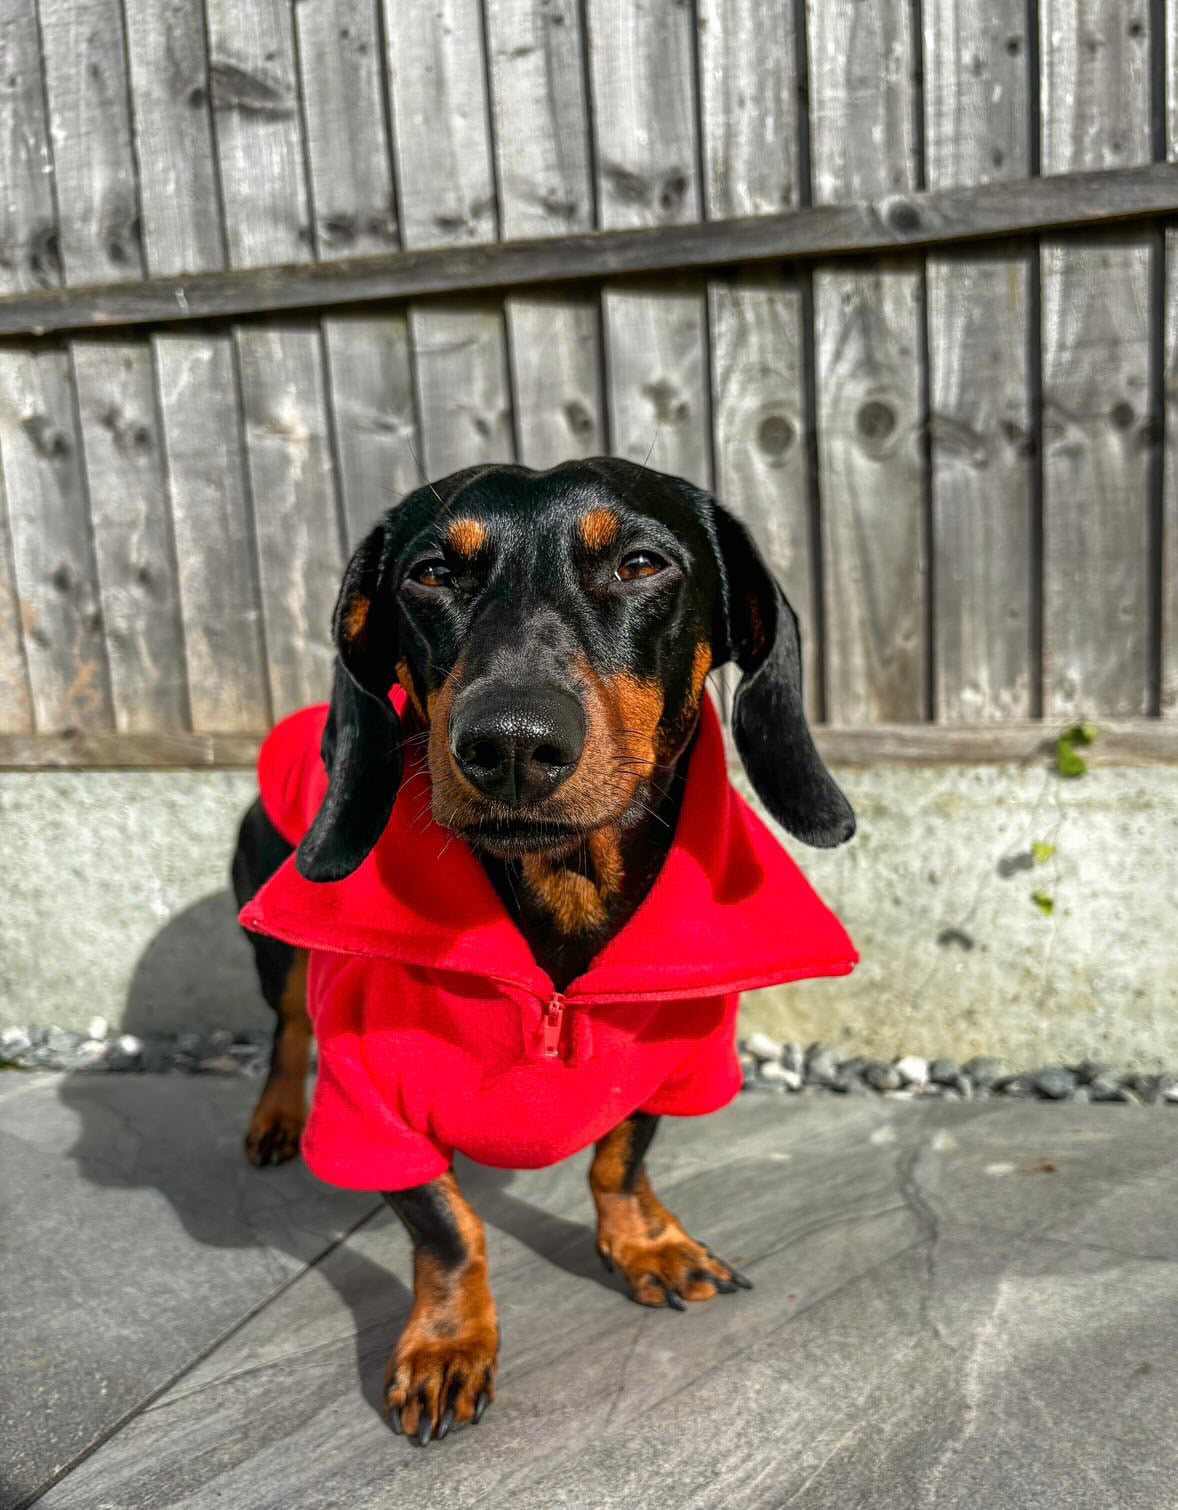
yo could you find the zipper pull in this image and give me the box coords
[539,993,565,1059]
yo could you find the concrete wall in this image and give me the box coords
[2,760,1175,1068]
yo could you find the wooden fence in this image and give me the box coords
[0,0,1175,767]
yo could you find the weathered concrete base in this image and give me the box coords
[0,770,267,1038]
[2,760,1175,1066]
[737,762,1178,1071]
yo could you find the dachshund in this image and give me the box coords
[231,457,855,1445]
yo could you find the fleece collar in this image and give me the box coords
[240,695,857,1006]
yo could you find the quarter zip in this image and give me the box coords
[538,993,566,1059]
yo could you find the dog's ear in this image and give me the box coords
[703,493,855,848]
[296,521,403,881]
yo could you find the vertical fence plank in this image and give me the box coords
[923,0,1033,722]
[385,0,513,477]
[410,305,513,477]
[236,325,343,720]
[323,314,420,547]
[485,0,603,466]
[36,0,143,282]
[698,0,817,715]
[586,0,710,484]
[0,465,32,732]
[0,2,60,294]
[37,0,194,733]
[123,0,268,732]
[205,0,343,718]
[204,0,312,269]
[72,341,188,730]
[807,0,926,725]
[1165,0,1178,718]
[122,0,223,277]
[0,0,54,731]
[294,0,398,260]
[0,351,113,731]
[1040,0,1154,717]
[155,336,267,731]
[295,0,417,549]
[4,0,140,732]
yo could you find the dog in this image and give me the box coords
[231,456,857,1445]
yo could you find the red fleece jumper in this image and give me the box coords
[240,692,857,1191]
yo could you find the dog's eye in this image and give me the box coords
[409,559,452,588]
[615,550,668,582]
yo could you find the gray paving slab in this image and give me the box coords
[24,1094,1178,1510]
[0,1073,377,1509]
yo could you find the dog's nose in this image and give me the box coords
[450,686,586,806]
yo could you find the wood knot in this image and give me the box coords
[756,413,795,460]
[885,198,920,233]
[856,399,896,445]
[657,171,689,217]
[642,379,689,426]
[22,416,70,463]
[563,399,595,442]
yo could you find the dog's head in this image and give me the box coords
[296,458,854,881]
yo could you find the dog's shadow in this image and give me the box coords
[56,889,619,1424]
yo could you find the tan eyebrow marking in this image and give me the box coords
[578,507,619,552]
[447,517,488,557]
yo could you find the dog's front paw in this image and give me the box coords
[243,1088,304,1167]
[598,1220,753,1309]
[384,1315,498,1445]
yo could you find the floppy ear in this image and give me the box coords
[709,500,855,848]
[296,521,403,881]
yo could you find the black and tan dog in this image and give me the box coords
[232,457,855,1444]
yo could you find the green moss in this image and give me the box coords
[1057,723,1097,778]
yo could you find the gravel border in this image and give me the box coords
[3,1022,1177,1105]
[739,1033,1178,1106]
[0,1022,272,1077]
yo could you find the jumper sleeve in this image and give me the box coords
[301,1036,453,1191]
[300,956,452,1192]
[637,995,743,1119]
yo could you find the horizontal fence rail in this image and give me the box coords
[0,721,1173,772]
[0,166,1174,338]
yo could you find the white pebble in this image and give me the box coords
[758,1061,791,1083]
[87,1016,109,1042]
[984,1161,1015,1176]
[1165,1083,1178,1103]
[1,1026,30,1050]
[78,1039,107,1058]
[895,1055,929,1086]
[115,1033,142,1054]
[780,1068,803,1092]
[746,1032,783,1063]
[931,1130,959,1153]
[869,1123,898,1145]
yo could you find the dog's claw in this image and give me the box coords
[415,1412,432,1447]
[388,1405,403,1435]
[597,1247,615,1273]
[474,1390,489,1424]
[437,1405,455,1440]
[729,1269,753,1290]
[664,1286,687,1311]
